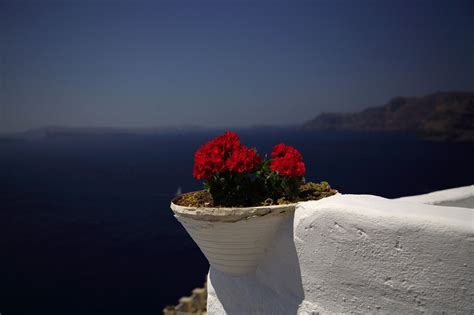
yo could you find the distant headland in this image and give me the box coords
[303,91,474,141]
[2,91,473,142]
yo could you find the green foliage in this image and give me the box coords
[205,160,311,207]
[299,181,335,201]
[255,160,304,202]
[206,171,264,207]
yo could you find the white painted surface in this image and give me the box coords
[207,210,303,314]
[396,184,474,208]
[207,194,474,314]
[175,211,292,275]
[170,201,295,222]
[171,202,295,275]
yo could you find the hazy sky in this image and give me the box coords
[1,0,473,132]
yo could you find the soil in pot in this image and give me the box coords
[174,181,337,208]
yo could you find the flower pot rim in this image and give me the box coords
[171,192,295,222]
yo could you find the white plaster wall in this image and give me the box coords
[207,193,474,314]
[295,195,473,314]
[207,210,304,314]
[396,184,474,208]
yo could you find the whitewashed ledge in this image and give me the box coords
[396,184,474,208]
[207,187,474,314]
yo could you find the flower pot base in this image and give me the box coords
[171,201,295,275]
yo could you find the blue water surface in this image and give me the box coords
[1,129,473,314]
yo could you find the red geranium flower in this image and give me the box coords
[271,143,288,158]
[193,131,262,180]
[226,145,262,173]
[270,143,306,177]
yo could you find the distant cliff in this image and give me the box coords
[303,92,474,141]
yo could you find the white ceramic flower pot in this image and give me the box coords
[171,197,295,276]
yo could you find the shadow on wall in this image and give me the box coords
[208,212,304,314]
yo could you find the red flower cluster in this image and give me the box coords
[193,132,262,180]
[226,146,262,173]
[271,144,306,177]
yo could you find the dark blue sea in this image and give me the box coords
[1,129,473,314]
